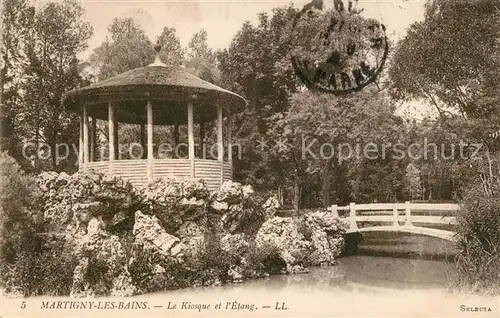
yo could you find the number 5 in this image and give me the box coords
[21,301,26,309]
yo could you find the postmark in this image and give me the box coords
[290,0,389,94]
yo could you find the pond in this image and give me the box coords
[234,231,459,292]
[138,232,499,318]
[15,232,496,318]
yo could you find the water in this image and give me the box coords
[182,231,459,293]
[137,233,493,317]
[11,232,494,318]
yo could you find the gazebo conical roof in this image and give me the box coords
[62,60,247,125]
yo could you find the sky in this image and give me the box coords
[79,0,427,59]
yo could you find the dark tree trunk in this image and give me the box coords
[293,168,301,214]
[321,159,333,208]
[199,121,205,158]
[113,121,119,159]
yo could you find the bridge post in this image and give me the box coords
[405,201,413,227]
[392,204,399,227]
[349,203,358,231]
[328,205,339,217]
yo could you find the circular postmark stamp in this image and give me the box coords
[290,0,389,95]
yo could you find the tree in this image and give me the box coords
[266,87,404,209]
[0,0,35,159]
[185,29,217,83]
[217,6,299,190]
[88,17,153,81]
[89,21,186,80]
[390,0,500,121]
[157,26,185,67]
[390,0,500,194]
[88,19,188,159]
[1,0,92,172]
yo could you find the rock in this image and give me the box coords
[242,185,254,198]
[133,211,185,258]
[175,222,205,256]
[182,179,210,200]
[263,195,280,219]
[288,264,309,274]
[145,177,182,203]
[73,201,102,218]
[97,235,127,272]
[111,210,130,226]
[153,264,166,274]
[210,200,229,213]
[175,221,203,238]
[255,217,312,274]
[302,215,335,266]
[87,217,106,237]
[213,181,243,204]
[56,172,70,188]
[221,204,245,234]
[220,234,249,257]
[37,171,59,192]
[178,197,206,220]
[300,212,347,264]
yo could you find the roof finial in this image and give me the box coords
[148,42,167,67]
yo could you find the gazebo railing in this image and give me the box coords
[82,159,232,191]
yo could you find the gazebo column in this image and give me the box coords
[188,101,195,178]
[108,102,115,173]
[147,100,154,183]
[217,105,224,186]
[79,108,84,167]
[83,105,89,164]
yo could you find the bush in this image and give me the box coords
[455,179,500,294]
[0,153,78,296]
[34,237,78,296]
[187,230,238,286]
[0,152,41,295]
[129,244,193,293]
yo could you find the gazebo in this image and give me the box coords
[62,45,247,190]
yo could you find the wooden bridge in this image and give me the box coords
[329,202,460,241]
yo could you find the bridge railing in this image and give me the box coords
[328,202,460,231]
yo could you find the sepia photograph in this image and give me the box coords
[0,0,499,317]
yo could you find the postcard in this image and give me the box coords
[0,0,499,317]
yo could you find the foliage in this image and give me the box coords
[186,29,218,82]
[389,0,500,120]
[0,153,77,296]
[0,151,40,267]
[88,18,154,80]
[128,244,192,293]
[455,179,500,294]
[217,5,299,188]
[1,0,93,172]
[266,88,405,207]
